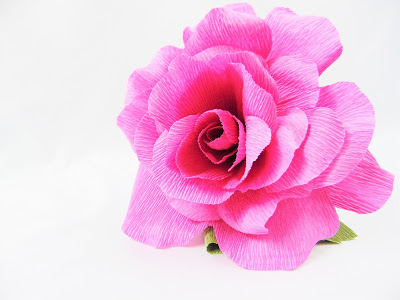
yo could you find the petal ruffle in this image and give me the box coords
[184,7,271,58]
[224,3,256,15]
[266,107,345,192]
[268,55,319,113]
[208,51,278,103]
[122,165,208,248]
[266,8,342,74]
[326,151,394,213]
[153,131,235,204]
[314,82,375,187]
[218,185,314,235]
[239,108,308,191]
[168,197,221,222]
[125,46,182,106]
[213,189,339,270]
[148,55,237,131]
[229,64,277,129]
[117,91,150,152]
[134,113,159,168]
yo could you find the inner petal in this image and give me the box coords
[198,123,237,164]
[207,126,224,140]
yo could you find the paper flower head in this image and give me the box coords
[117,3,394,270]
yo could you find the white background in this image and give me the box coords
[1,0,399,299]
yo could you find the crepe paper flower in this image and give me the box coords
[117,3,394,270]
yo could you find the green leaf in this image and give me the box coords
[204,227,222,254]
[323,221,357,244]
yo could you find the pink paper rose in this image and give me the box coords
[118,4,394,270]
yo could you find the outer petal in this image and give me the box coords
[314,82,375,187]
[168,197,221,222]
[217,190,280,235]
[268,55,319,113]
[122,165,208,248]
[218,185,314,235]
[326,151,394,213]
[134,113,159,168]
[239,108,308,191]
[125,46,182,106]
[266,107,345,192]
[153,131,235,204]
[224,3,256,15]
[266,8,342,74]
[185,7,272,58]
[214,189,340,270]
[182,4,256,46]
[117,90,150,152]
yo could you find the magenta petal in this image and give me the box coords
[243,116,271,176]
[122,165,208,248]
[218,184,314,235]
[240,108,308,191]
[206,130,234,150]
[153,132,235,204]
[218,189,279,235]
[183,27,194,45]
[224,3,256,15]
[176,129,233,180]
[134,113,159,168]
[214,189,339,270]
[266,8,342,74]
[326,151,394,213]
[117,91,150,152]
[208,51,278,102]
[314,82,375,188]
[148,55,237,131]
[165,114,199,171]
[125,46,182,106]
[229,64,277,129]
[268,55,319,113]
[168,197,220,222]
[185,7,272,58]
[267,107,345,192]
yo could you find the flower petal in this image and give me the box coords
[266,8,342,74]
[239,108,308,191]
[229,64,277,129]
[176,128,233,181]
[267,107,345,192]
[148,55,237,131]
[125,46,182,106]
[268,55,319,113]
[165,114,199,171]
[326,151,394,213]
[217,190,279,235]
[314,82,375,187]
[224,116,272,189]
[122,165,208,248]
[168,197,221,222]
[208,51,278,102]
[185,7,272,58]
[224,3,256,15]
[218,185,314,235]
[153,131,235,204]
[213,189,339,270]
[134,113,159,168]
[117,90,150,152]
